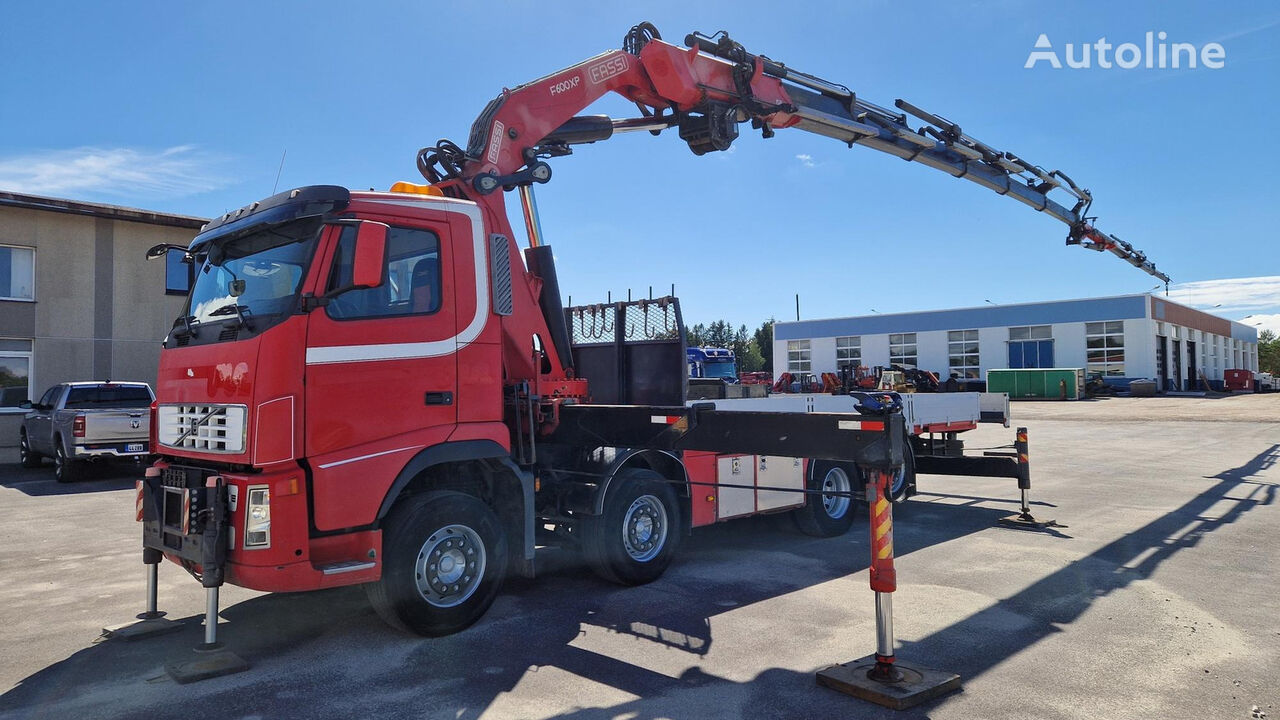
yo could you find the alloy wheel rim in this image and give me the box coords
[622,495,668,562]
[414,524,486,608]
[821,467,852,519]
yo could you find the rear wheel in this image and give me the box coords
[54,442,80,483]
[583,469,681,585]
[19,431,42,468]
[366,490,508,637]
[886,442,916,504]
[793,462,858,537]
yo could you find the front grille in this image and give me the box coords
[157,404,247,453]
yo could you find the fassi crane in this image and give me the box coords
[418,22,1169,283]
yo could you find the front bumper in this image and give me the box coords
[140,464,229,587]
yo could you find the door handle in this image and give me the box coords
[424,391,453,406]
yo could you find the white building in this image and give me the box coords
[773,294,1259,391]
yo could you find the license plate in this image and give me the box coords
[126,443,145,453]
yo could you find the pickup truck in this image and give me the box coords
[19,381,154,482]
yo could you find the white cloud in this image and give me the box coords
[795,153,815,168]
[0,145,228,200]
[1240,313,1280,337]
[1167,275,1280,313]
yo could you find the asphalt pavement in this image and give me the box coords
[1,399,1276,719]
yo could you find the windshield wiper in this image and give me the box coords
[208,303,254,330]
[176,315,201,338]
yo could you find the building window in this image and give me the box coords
[1086,321,1125,376]
[165,249,193,295]
[889,333,917,367]
[0,339,32,410]
[0,245,35,301]
[1009,325,1052,341]
[947,329,980,379]
[787,340,811,373]
[835,336,861,370]
[1008,326,1054,368]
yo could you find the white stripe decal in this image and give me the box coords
[318,444,423,469]
[306,197,489,365]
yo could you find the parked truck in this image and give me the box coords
[136,22,1169,638]
[20,381,154,482]
[686,346,737,381]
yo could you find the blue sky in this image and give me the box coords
[2,1,1277,335]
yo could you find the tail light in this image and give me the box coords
[72,415,86,438]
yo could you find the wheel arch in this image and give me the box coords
[377,440,535,567]
[591,449,690,530]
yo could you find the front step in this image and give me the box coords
[317,560,376,575]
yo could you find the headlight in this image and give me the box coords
[245,486,270,548]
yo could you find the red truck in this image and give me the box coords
[136,23,1167,639]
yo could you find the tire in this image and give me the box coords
[366,490,508,637]
[793,461,859,537]
[885,442,916,504]
[19,431,42,468]
[54,442,80,483]
[582,468,681,585]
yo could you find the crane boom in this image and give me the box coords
[418,22,1168,282]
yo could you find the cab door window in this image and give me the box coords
[325,226,441,319]
[39,385,60,409]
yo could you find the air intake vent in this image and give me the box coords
[490,234,513,316]
[218,327,239,342]
[174,334,190,347]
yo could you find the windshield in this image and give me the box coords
[185,219,321,326]
[702,358,738,379]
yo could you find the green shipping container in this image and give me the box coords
[986,368,1085,400]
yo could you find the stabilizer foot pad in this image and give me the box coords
[102,617,182,642]
[817,655,961,710]
[166,649,249,684]
[997,513,1059,530]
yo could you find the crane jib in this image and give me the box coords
[440,23,1168,283]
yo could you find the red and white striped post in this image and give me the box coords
[866,468,903,682]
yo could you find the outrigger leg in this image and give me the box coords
[817,469,961,710]
[165,475,249,683]
[102,473,182,641]
[997,427,1058,530]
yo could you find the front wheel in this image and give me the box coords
[19,432,42,468]
[582,469,681,585]
[54,443,80,483]
[793,462,858,537]
[366,490,509,637]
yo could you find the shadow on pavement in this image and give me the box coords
[0,461,140,496]
[0,495,1010,719]
[4,447,1271,718]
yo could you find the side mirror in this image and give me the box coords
[18,400,32,410]
[146,243,189,261]
[352,221,388,289]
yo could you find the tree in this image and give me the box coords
[1260,329,1278,374]
[753,318,775,374]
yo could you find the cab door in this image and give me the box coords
[303,213,460,528]
[28,385,63,454]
